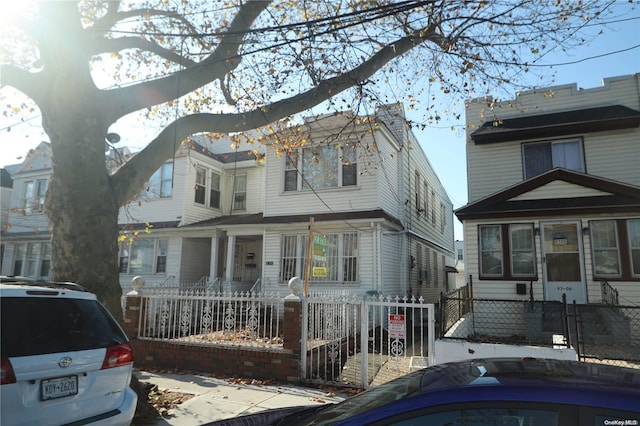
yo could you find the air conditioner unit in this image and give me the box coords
[418,269,429,282]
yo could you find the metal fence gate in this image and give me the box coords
[301,292,435,389]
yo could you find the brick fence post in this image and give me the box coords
[123,276,146,339]
[283,277,304,352]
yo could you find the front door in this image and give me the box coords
[541,221,587,303]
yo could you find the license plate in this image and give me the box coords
[41,375,78,400]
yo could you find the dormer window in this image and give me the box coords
[522,139,584,179]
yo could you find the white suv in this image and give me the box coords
[0,278,137,426]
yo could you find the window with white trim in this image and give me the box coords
[11,242,51,279]
[523,139,584,179]
[210,172,221,208]
[23,179,47,214]
[279,232,358,283]
[118,239,168,274]
[233,174,247,211]
[284,143,357,191]
[194,167,206,204]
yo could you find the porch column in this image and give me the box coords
[209,235,219,279]
[225,234,236,284]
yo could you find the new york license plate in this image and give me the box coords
[41,375,78,400]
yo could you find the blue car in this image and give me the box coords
[205,357,640,425]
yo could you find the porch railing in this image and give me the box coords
[601,281,619,306]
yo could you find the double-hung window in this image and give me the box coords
[118,239,168,274]
[11,242,51,278]
[233,174,247,211]
[279,232,358,283]
[284,143,357,191]
[479,224,536,279]
[590,219,640,279]
[144,162,173,199]
[523,139,584,179]
[210,172,221,208]
[194,167,206,205]
[23,179,47,214]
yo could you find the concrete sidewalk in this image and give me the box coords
[135,370,347,426]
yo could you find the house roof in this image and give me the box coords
[186,141,258,163]
[470,105,640,144]
[454,168,640,221]
[183,209,403,229]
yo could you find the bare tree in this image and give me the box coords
[0,0,628,318]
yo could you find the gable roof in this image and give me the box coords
[470,105,640,144]
[454,168,640,220]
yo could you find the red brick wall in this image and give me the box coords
[123,294,303,383]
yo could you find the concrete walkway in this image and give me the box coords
[135,370,347,426]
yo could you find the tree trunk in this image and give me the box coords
[43,108,123,321]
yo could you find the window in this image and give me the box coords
[590,219,640,280]
[233,174,247,211]
[194,167,206,204]
[23,179,47,214]
[118,239,168,275]
[284,143,357,191]
[11,242,51,279]
[510,224,536,276]
[279,232,358,283]
[458,248,463,261]
[143,162,173,199]
[210,172,221,208]
[415,172,421,211]
[440,202,446,233]
[630,219,640,277]
[423,182,429,218]
[591,220,621,277]
[479,224,537,280]
[523,139,584,179]
[431,190,436,225]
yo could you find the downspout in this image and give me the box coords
[376,223,382,293]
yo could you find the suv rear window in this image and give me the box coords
[1,297,128,357]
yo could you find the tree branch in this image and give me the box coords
[95,37,197,67]
[102,1,270,123]
[0,65,45,105]
[110,24,446,204]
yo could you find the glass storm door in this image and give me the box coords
[541,221,587,303]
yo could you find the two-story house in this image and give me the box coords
[2,104,455,302]
[455,74,640,305]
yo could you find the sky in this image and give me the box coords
[1,4,639,241]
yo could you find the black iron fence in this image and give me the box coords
[440,284,640,368]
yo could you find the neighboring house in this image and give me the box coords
[455,74,640,305]
[1,143,52,279]
[2,104,455,302]
[1,167,15,271]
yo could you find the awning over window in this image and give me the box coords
[470,105,640,144]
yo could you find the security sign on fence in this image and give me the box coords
[389,314,406,339]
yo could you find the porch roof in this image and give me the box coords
[184,208,403,228]
[470,105,640,144]
[455,168,640,220]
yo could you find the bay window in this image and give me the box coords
[284,143,357,191]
